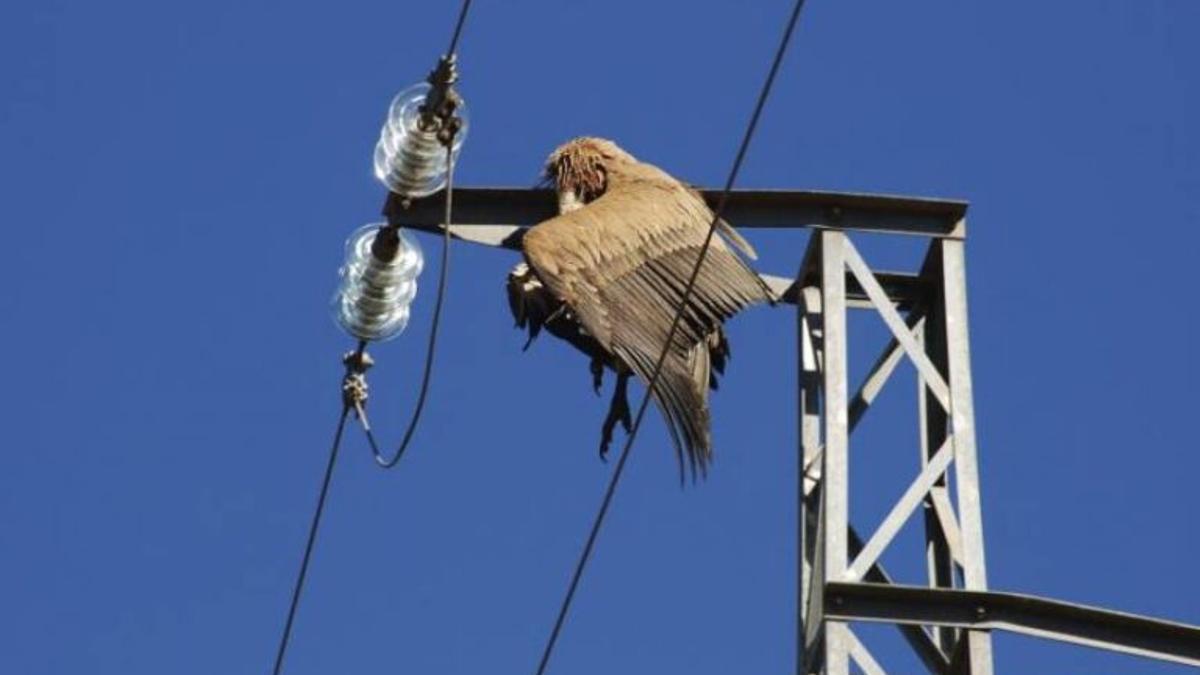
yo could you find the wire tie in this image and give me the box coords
[341,349,374,421]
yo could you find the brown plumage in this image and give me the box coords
[507,137,773,477]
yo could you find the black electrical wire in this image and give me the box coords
[361,142,456,468]
[446,0,472,57]
[533,2,810,673]
[272,400,354,675]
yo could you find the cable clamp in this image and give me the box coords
[341,349,375,429]
[419,55,465,147]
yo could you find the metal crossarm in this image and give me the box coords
[388,187,968,239]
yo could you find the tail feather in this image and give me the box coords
[618,328,734,480]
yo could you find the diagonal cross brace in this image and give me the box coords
[846,625,888,675]
[843,238,951,413]
[847,438,954,581]
[801,311,927,484]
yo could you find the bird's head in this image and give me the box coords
[544,137,638,213]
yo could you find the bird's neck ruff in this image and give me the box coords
[546,138,682,217]
[551,149,608,206]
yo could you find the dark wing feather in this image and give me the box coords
[522,179,771,475]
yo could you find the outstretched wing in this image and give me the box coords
[522,180,772,475]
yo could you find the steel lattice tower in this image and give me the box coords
[393,187,1200,673]
[796,224,992,673]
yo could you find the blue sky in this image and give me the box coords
[2,1,1197,673]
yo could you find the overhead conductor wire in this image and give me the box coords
[271,402,353,675]
[270,1,474,672]
[445,0,472,56]
[533,1,810,673]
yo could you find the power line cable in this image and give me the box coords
[445,0,472,56]
[272,401,354,675]
[533,2,810,672]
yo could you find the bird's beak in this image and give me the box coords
[558,189,583,214]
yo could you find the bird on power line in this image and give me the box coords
[506,137,774,478]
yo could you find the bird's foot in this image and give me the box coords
[599,419,617,462]
[598,373,632,462]
[617,391,632,435]
[590,358,604,395]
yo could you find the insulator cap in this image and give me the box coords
[332,224,424,342]
[373,83,468,197]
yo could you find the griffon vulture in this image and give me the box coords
[506,137,773,477]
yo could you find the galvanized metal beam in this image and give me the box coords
[846,626,888,675]
[820,231,851,675]
[844,239,951,412]
[802,311,928,483]
[776,270,927,312]
[384,222,925,311]
[386,185,936,312]
[916,265,959,658]
[798,281,823,672]
[928,488,965,567]
[386,187,968,238]
[823,582,1200,668]
[937,236,995,671]
[800,488,953,674]
[847,438,953,582]
[846,524,952,674]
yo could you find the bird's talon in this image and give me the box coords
[598,426,614,462]
[590,359,604,395]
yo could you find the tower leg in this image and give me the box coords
[820,231,850,674]
[939,238,993,673]
[798,281,823,675]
